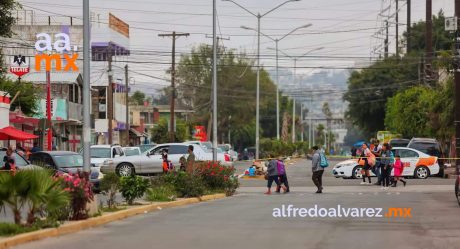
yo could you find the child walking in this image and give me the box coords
[392,154,407,187]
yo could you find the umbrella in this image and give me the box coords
[0,126,39,141]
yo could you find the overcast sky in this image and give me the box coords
[17,0,455,95]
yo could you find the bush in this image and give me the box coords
[0,223,38,236]
[61,172,94,220]
[120,175,150,205]
[194,161,238,195]
[99,172,120,209]
[161,171,206,198]
[260,139,307,158]
[145,185,177,202]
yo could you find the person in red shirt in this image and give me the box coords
[392,154,407,187]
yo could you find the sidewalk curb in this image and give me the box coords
[0,193,226,249]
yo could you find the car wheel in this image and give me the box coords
[414,166,430,179]
[116,163,135,177]
[352,166,363,179]
[455,178,460,207]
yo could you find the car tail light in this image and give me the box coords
[224,154,230,162]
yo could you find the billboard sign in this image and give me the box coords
[9,55,30,77]
[109,13,130,38]
[34,33,79,72]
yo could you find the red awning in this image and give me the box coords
[0,126,39,141]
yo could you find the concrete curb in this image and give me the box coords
[241,175,265,180]
[0,193,226,249]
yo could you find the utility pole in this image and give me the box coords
[82,0,91,172]
[158,32,189,143]
[125,64,129,146]
[425,0,433,84]
[455,0,460,179]
[212,0,218,161]
[292,58,297,143]
[300,103,303,142]
[396,0,399,57]
[407,0,411,53]
[384,20,389,59]
[107,44,113,144]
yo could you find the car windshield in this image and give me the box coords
[124,148,140,156]
[0,151,28,167]
[90,148,111,158]
[202,142,212,151]
[53,155,83,168]
[139,144,155,153]
[410,143,440,156]
[391,141,409,147]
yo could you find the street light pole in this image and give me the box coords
[242,23,311,142]
[212,0,218,161]
[223,0,301,160]
[292,58,297,143]
[275,40,280,140]
[82,0,91,172]
[256,15,261,159]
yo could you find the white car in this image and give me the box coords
[101,143,233,177]
[332,147,440,179]
[88,144,125,167]
[122,147,142,156]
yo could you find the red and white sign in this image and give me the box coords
[9,55,30,78]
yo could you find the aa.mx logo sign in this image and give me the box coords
[34,33,79,72]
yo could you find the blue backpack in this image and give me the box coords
[320,153,329,168]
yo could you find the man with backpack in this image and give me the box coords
[311,146,327,194]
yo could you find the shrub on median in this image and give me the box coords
[120,175,150,205]
[99,172,121,209]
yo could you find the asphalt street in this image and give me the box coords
[7,159,460,249]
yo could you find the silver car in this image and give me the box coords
[100,143,207,176]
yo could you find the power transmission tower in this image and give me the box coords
[158,32,190,142]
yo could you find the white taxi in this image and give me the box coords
[332,147,439,179]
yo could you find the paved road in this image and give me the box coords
[8,159,460,249]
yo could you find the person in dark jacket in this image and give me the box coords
[311,146,324,193]
[265,157,286,195]
[380,143,393,190]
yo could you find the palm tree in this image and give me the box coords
[0,171,31,224]
[25,170,70,224]
[0,170,70,225]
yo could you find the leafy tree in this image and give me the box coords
[385,78,454,141]
[315,124,325,147]
[175,44,283,148]
[150,118,190,143]
[385,86,435,137]
[344,56,419,137]
[0,0,20,75]
[403,10,453,53]
[129,91,147,105]
[0,78,39,116]
[430,78,454,141]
